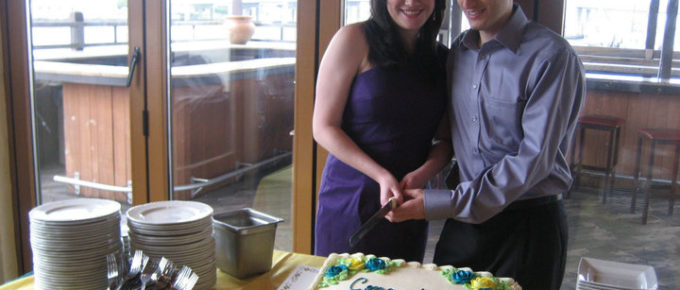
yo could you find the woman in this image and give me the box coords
[312,0,451,262]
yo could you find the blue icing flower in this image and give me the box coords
[452,269,476,284]
[365,258,386,272]
[325,264,348,277]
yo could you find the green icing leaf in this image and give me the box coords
[493,277,514,290]
[440,268,458,284]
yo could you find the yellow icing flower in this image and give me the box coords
[348,258,365,271]
[471,276,496,289]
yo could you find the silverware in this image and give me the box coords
[349,197,397,248]
[139,257,156,290]
[106,253,120,290]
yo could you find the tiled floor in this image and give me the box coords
[561,187,680,289]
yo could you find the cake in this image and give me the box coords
[308,253,522,290]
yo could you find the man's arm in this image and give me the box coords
[391,47,585,223]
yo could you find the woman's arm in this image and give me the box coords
[312,23,402,205]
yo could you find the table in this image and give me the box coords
[0,250,326,290]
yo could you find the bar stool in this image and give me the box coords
[630,128,680,224]
[568,115,625,203]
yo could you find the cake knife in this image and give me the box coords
[349,197,397,248]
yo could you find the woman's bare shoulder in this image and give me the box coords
[325,22,370,72]
[333,22,368,46]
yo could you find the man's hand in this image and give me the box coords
[386,189,425,222]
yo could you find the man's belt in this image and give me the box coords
[505,194,563,211]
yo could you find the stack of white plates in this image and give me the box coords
[126,200,216,290]
[29,198,122,290]
[577,257,658,290]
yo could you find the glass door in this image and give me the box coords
[167,0,297,251]
[28,0,136,209]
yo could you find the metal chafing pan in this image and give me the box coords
[212,208,283,279]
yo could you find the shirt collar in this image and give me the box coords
[460,4,529,53]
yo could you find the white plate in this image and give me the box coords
[134,244,214,264]
[130,235,214,253]
[31,215,120,229]
[29,198,121,223]
[31,236,120,251]
[577,279,644,290]
[577,280,620,290]
[578,257,658,289]
[32,243,121,259]
[129,227,211,245]
[127,223,211,237]
[126,200,213,225]
[32,223,120,235]
[127,217,212,233]
[145,247,215,264]
[30,228,120,242]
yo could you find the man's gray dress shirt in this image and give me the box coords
[424,6,586,223]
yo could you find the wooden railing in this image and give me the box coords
[31,13,295,50]
[575,46,680,78]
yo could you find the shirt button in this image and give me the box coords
[472,116,478,122]
[473,148,479,153]
[472,84,478,89]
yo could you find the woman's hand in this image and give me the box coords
[377,173,403,206]
[400,169,429,190]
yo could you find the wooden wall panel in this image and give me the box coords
[93,84,114,199]
[62,83,130,202]
[514,0,564,34]
[171,84,238,201]
[578,89,680,184]
[112,86,131,201]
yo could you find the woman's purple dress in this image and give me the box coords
[314,62,446,262]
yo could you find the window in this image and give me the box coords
[564,0,680,83]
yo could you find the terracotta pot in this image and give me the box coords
[225,15,255,44]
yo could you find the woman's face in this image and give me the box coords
[386,0,435,36]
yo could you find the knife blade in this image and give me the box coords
[349,197,397,248]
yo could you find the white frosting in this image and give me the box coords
[308,253,522,290]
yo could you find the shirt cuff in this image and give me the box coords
[424,189,454,220]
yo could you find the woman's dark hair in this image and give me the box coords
[364,0,447,76]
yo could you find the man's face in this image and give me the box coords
[457,0,513,35]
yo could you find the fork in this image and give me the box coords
[116,250,144,290]
[184,272,199,290]
[129,250,144,277]
[106,253,119,290]
[172,266,192,290]
[152,257,173,289]
[139,257,157,290]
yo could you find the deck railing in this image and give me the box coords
[31,12,295,51]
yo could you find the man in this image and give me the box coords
[387,0,585,289]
